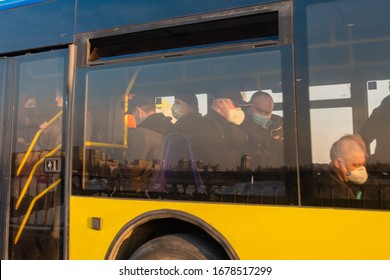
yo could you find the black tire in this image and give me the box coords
[129,233,223,260]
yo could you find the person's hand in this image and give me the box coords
[17,137,26,144]
[40,122,49,130]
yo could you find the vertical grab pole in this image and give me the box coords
[123,69,140,146]
[123,94,129,146]
[64,43,77,260]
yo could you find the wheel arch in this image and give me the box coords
[105,209,239,260]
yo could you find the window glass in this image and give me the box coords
[310,107,353,163]
[298,0,390,209]
[9,51,66,259]
[309,84,351,101]
[365,79,390,154]
[74,45,297,206]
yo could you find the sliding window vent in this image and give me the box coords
[88,11,279,63]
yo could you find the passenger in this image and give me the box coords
[241,91,283,168]
[358,93,390,164]
[17,97,40,152]
[315,134,389,208]
[189,87,248,170]
[127,94,173,162]
[39,90,63,149]
[171,94,202,134]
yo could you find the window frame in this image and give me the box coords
[75,1,292,68]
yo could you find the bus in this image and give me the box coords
[1,0,390,260]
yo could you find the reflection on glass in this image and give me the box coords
[74,47,294,206]
[301,0,390,209]
[364,80,390,156]
[9,53,65,259]
[309,84,351,101]
[310,107,353,163]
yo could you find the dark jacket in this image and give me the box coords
[313,164,390,209]
[189,110,247,170]
[171,112,203,135]
[359,95,390,164]
[240,113,284,169]
[127,113,172,161]
[16,118,41,152]
[40,117,62,150]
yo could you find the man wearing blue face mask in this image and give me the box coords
[241,91,284,169]
[171,94,202,134]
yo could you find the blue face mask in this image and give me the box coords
[251,113,270,128]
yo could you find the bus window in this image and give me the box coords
[73,7,297,206]
[9,51,67,259]
[297,0,390,209]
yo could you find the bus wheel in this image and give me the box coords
[129,233,223,260]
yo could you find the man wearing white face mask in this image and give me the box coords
[241,91,284,169]
[189,87,248,170]
[315,134,367,205]
[330,134,368,186]
[315,134,390,208]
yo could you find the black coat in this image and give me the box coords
[171,112,203,135]
[313,164,390,209]
[240,113,284,169]
[189,110,247,170]
[127,113,172,161]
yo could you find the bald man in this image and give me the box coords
[315,134,379,207]
[329,134,367,185]
[241,91,284,169]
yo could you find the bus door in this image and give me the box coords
[3,49,69,259]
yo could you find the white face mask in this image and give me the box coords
[346,166,368,184]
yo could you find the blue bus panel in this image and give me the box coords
[75,0,277,34]
[0,0,75,54]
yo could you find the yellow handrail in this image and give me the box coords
[14,178,61,245]
[15,144,62,210]
[16,111,63,176]
[85,141,127,149]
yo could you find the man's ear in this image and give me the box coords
[334,157,342,169]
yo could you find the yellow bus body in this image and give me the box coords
[70,196,390,260]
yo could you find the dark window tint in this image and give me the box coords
[89,12,278,62]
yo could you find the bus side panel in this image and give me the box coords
[76,0,276,34]
[69,196,390,260]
